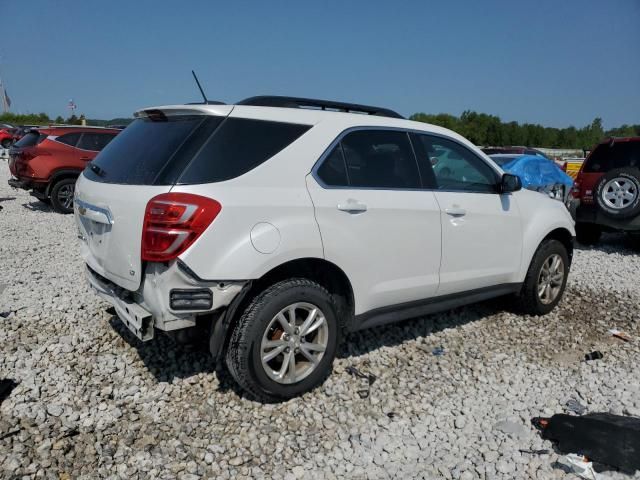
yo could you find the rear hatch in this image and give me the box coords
[8,130,47,177]
[75,106,233,291]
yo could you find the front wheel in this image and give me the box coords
[50,178,76,214]
[518,239,569,315]
[1,139,12,149]
[225,278,339,402]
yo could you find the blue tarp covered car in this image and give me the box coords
[490,154,574,201]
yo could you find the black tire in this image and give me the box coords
[50,178,76,214]
[518,239,569,316]
[225,278,339,402]
[1,139,11,149]
[594,168,640,219]
[575,222,602,245]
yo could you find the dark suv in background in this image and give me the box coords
[570,137,640,246]
[8,126,120,213]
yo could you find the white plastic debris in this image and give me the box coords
[565,453,599,480]
[609,328,632,342]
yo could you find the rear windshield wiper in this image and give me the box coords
[89,163,106,177]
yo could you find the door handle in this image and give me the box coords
[337,200,367,213]
[80,157,91,161]
[445,207,467,217]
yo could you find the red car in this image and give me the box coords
[8,126,120,213]
[0,124,15,148]
[570,136,640,245]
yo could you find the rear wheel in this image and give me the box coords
[225,278,339,402]
[575,222,602,245]
[518,239,569,315]
[50,178,76,214]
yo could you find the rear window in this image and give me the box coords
[84,115,310,185]
[14,131,46,148]
[583,141,640,173]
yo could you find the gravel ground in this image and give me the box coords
[1,160,640,479]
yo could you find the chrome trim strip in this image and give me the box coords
[75,198,114,225]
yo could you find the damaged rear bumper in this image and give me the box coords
[85,261,247,342]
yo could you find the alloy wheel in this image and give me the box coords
[57,184,75,210]
[537,254,564,305]
[602,177,638,209]
[260,302,329,385]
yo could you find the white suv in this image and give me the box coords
[74,96,575,401]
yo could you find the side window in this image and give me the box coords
[56,132,81,147]
[414,134,497,192]
[77,133,116,151]
[340,130,420,189]
[178,118,310,184]
[317,145,349,186]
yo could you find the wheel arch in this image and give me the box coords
[210,257,355,361]
[45,169,82,196]
[542,227,574,266]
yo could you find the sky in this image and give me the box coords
[1,0,639,129]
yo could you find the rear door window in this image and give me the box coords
[177,118,310,184]
[339,130,421,189]
[584,142,640,172]
[77,133,117,151]
[316,145,349,187]
[56,132,81,147]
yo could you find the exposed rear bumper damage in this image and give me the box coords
[85,260,246,341]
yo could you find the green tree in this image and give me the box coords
[54,115,65,124]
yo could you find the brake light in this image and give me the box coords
[141,193,221,262]
[572,178,581,199]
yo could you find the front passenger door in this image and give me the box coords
[412,133,523,296]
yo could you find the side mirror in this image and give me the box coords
[500,173,522,193]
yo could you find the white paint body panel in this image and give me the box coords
[75,174,170,291]
[306,175,442,314]
[434,191,522,295]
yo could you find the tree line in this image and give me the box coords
[1,110,638,150]
[410,111,640,149]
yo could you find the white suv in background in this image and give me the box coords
[74,96,575,401]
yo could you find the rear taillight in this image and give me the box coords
[572,178,581,199]
[141,193,221,262]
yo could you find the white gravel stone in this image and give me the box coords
[1,161,640,479]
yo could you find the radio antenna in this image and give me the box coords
[192,70,208,104]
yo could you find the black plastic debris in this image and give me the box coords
[432,346,446,356]
[519,448,550,455]
[532,413,640,472]
[584,351,603,361]
[0,379,18,404]
[345,366,377,399]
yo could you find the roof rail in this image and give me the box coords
[238,96,404,119]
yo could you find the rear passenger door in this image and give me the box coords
[306,129,442,316]
[412,133,523,295]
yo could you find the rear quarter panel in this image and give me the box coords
[172,120,343,280]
